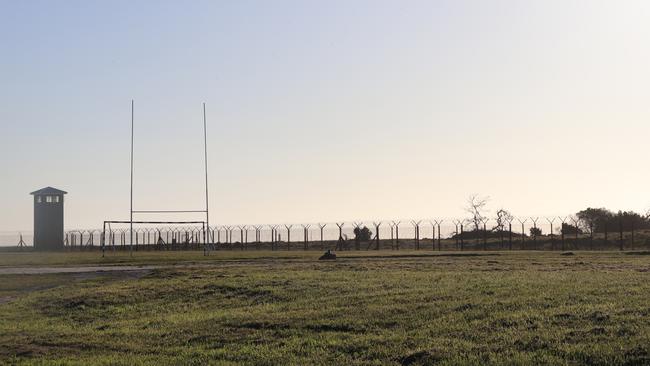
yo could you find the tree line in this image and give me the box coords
[347,195,650,242]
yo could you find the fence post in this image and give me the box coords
[285,225,292,250]
[238,226,245,251]
[317,223,326,250]
[156,229,163,250]
[269,225,278,251]
[302,224,311,250]
[546,218,556,251]
[499,222,504,249]
[101,222,106,257]
[352,222,362,250]
[571,217,580,250]
[460,220,465,251]
[336,223,345,251]
[435,220,443,251]
[411,220,421,250]
[255,226,260,250]
[558,217,566,251]
[518,218,527,250]
[482,218,489,250]
[244,225,250,250]
[505,219,512,250]
[619,213,624,251]
[373,222,381,250]
[393,221,400,250]
[430,221,436,251]
[531,217,539,250]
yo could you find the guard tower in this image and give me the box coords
[30,187,67,251]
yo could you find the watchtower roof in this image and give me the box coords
[30,187,68,195]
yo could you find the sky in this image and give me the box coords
[1,0,649,232]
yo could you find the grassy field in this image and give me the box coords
[0,250,316,267]
[1,251,650,365]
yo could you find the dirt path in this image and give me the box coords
[0,265,162,275]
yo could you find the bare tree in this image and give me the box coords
[494,208,513,231]
[465,194,489,231]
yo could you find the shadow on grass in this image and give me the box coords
[342,253,501,260]
[624,251,650,256]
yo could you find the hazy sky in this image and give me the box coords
[1,0,649,231]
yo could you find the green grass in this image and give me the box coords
[1,251,650,365]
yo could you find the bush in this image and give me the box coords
[353,226,372,241]
[561,223,582,235]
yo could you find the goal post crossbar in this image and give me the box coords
[103,220,206,224]
[131,210,207,214]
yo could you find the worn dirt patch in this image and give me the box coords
[0,265,160,275]
[0,270,151,306]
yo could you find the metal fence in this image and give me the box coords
[4,214,648,252]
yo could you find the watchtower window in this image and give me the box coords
[46,196,53,203]
[54,196,60,203]
[36,196,42,203]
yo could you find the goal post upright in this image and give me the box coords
[203,102,211,251]
[130,99,134,257]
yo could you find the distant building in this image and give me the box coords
[30,187,67,251]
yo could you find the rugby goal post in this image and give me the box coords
[100,101,213,257]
